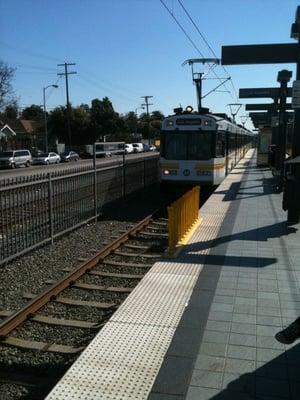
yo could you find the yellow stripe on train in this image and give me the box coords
[194,163,225,171]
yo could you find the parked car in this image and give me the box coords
[143,144,150,152]
[125,144,134,154]
[32,152,61,165]
[0,149,32,168]
[149,145,157,152]
[132,143,144,153]
[60,151,80,162]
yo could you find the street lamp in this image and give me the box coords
[134,106,144,137]
[43,84,58,152]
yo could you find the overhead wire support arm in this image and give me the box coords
[202,76,231,99]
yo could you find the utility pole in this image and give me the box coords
[57,62,77,149]
[141,95,153,144]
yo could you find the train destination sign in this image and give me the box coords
[222,43,298,65]
[239,88,292,99]
[245,103,293,111]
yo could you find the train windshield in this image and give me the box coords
[161,131,213,160]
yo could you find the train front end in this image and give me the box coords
[159,112,226,186]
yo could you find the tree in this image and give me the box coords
[0,61,15,110]
[151,110,164,121]
[48,104,91,145]
[2,103,18,119]
[90,97,120,141]
[124,111,138,133]
[138,110,165,140]
[48,106,68,143]
[21,104,44,120]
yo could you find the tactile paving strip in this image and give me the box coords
[47,322,175,400]
[46,151,255,400]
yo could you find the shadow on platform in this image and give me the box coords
[214,177,275,202]
[207,342,300,400]
[182,222,297,256]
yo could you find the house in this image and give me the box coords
[0,119,44,151]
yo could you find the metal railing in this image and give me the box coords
[167,186,201,254]
[0,156,159,265]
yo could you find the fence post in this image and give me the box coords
[123,152,126,198]
[93,143,97,221]
[48,173,54,245]
[143,159,146,188]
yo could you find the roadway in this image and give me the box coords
[0,152,159,180]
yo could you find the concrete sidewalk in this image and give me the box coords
[149,149,300,400]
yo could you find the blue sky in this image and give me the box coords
[0,0,299,129]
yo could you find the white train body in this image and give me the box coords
[160,112,254,186]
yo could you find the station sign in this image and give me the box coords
[249,112,270,119]
[292,80,300,108]
[245,103,292,111]
[240,88,292,99]
[222,43,298,65]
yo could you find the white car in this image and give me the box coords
[32,152,61,165]
[132,143,144,153]
[125,144,134,154]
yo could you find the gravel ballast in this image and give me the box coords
[0,185,166,399]
[0,185,163,312]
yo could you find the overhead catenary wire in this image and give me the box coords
[159,0,236,102]
[177,0,239,102]
[159,0,205,57]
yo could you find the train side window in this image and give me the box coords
[216,132,224,157]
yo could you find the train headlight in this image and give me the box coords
[186,105,193,113]
[166,120,174,127]
[163,170,170,175]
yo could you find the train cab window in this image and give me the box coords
[187,132,212,160]
[161,131,212,160]
[162,132,187,160]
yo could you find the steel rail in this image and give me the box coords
[0,211,158,338]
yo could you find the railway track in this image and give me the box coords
[0,209,169,399]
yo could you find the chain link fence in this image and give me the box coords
[0,156,159,265]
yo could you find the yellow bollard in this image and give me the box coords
[167,185,202,255]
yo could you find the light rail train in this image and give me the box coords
[160,108,254,186]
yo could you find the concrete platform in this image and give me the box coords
[46,149,300,400]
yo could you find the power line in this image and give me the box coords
[12,62,58,72]
[177,0,239,101]
[79,68,142,98]
[77,72,137,103]
[0,40,63,63]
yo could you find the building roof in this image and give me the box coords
[0,119,44,135]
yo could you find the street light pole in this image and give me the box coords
[43,84,58,153]
[134,106,144,137]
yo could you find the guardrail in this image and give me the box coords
[0,156,159,265]
[167,186,201,254]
